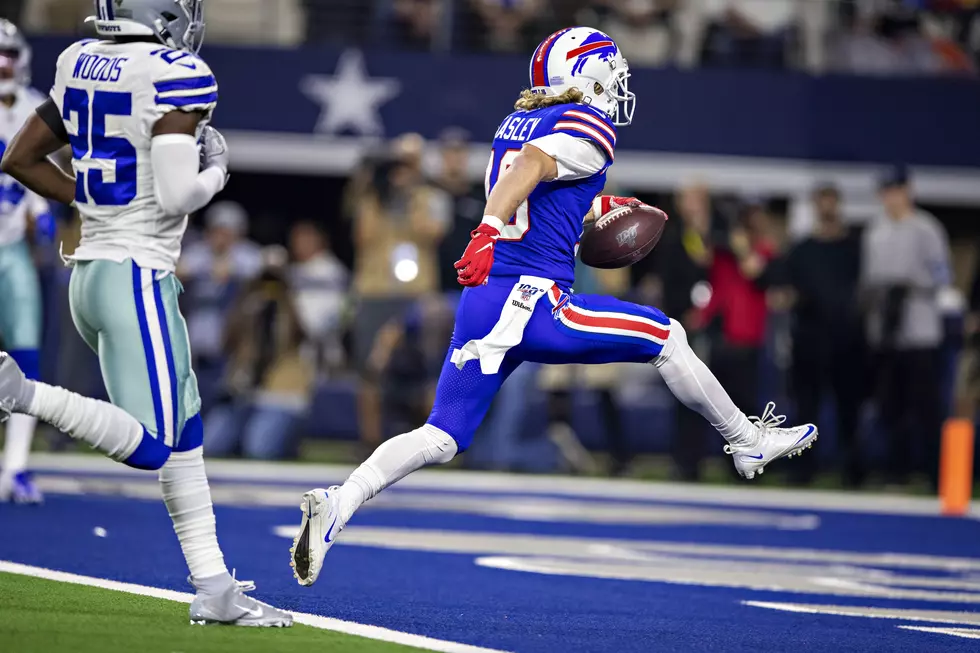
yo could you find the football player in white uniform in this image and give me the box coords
[0,0,292,627]
[0,20,55,504]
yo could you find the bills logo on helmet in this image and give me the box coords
[566,32,619,77]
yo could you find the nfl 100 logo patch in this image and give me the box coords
[617,223,639,249]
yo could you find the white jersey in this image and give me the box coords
[50,39,218,271]
[0,86,50,246]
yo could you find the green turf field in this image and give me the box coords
[0,572,422,653]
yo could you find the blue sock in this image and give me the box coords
[124,429,171,471]
[175,413,204,452]
[9,349,40,381]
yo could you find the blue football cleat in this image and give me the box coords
[0,470,44,504]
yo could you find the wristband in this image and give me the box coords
[481,215,505,233]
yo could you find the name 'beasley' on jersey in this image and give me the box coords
[487,102,616,287]
[483,27,630,288]
[50,37,217,271]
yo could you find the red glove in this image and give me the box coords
[592,195,645,217]
[454,223,500,287]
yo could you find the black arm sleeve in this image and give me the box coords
[36,97,69,144]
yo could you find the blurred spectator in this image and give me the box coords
[303,0,373,45]
[361,296,455,440]
[697,196,776,428]
[861,166,952,488]
[638,182,714,481]
[0,1,25,24]
[466,361,550,472]
[780,185,867,487]
[178,202,263,410]
[433,128,484,293]
[676,0,816,69]
[25,0,303,43]
[387,0,445,51]
[203,0,304,45]
[469,0,547,53]
[954,256,980,419]
[205,247,315,459]
[588,0,677,67]
[832,5,944,75]
[22,0,90,33]
[288,221,350,374]
[351,133,449,446]
[539,263,634,476]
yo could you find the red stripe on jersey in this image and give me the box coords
[565,40,615,61]
[552,121,615,160]
[562,109,617,142]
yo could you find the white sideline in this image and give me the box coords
[0,561,510,653]
[28,452,975,518]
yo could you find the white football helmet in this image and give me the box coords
[0,20,31,97]
[86,0,206,54]
[528,27,635,126]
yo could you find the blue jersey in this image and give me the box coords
[485,102,617,288]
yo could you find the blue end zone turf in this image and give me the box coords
[2,458,979,652]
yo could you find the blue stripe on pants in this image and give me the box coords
[132,262,166,442]
[152,277,180,450]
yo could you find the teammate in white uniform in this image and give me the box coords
[0,0,291,626]
[0,20,55,504]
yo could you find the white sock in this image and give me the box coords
[337,424,457,523]
[2,414,36,473]
[29,382,144,461]
[158,446,230,584]
[654,319,757,447]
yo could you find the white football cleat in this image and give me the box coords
[188,576,293,627]
[290,487,343,587]
[725,402,817,480]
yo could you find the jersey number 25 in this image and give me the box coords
[485,148,530,241]
[63,88,138,206]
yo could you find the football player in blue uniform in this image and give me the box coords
[290,27,818,586]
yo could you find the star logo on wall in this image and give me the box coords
[301,49,401,136]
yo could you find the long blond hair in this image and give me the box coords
[514,87,584,111]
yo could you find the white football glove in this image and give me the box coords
[198,125,230,177]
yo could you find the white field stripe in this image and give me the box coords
[27,453,972,518]
[562,110,616,142]
[898,626,980,639]
[140,269,174,447]
[0,561,510,653]
[744,601,980,627]
[552,121,614,158]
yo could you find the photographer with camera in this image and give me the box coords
[204,247,314,460]
[350,133,449,448]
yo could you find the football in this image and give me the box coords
[579,203,668,269]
